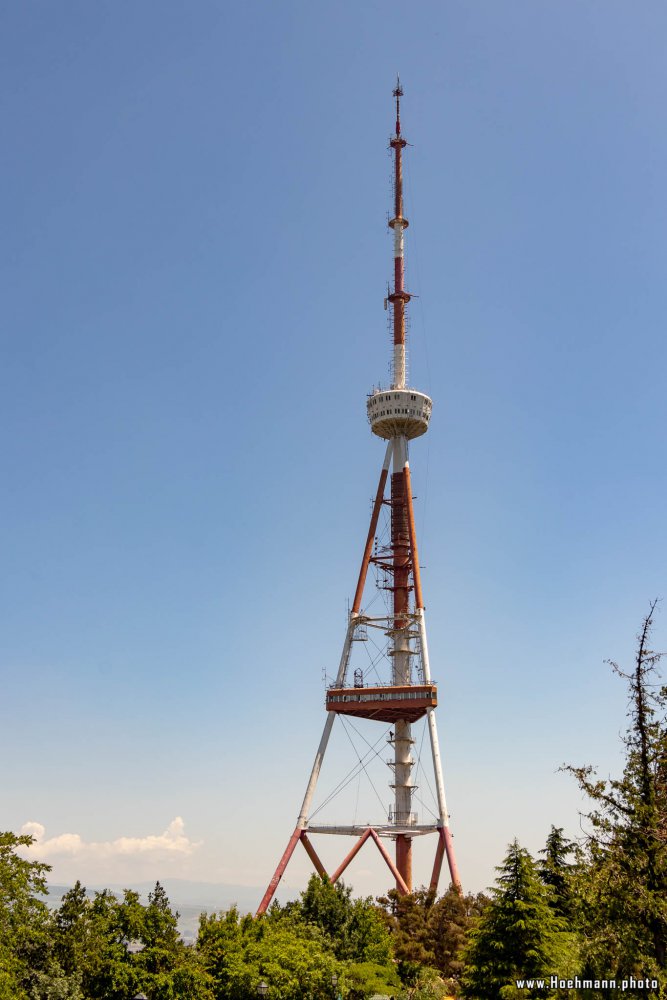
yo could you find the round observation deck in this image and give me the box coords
[367,388,432,440]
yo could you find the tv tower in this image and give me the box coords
[257,82,461,914]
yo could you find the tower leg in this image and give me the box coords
[430,828,446,892]
[330,827,409,894]
[418,610,462,892]
[256,827,301,915]
[352,441,392,613]
[297,614,356,825]
[300,833,327,878]
[331,828,373,882]
[257,444,394,916]
[369,828,409,894]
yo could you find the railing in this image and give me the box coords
[327,679,434,691]
[327,687,435,704]
[388,809,418,826]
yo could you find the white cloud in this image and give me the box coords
[19,816,202,861]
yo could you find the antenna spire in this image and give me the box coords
[393,76,403,136]
[388,79,410,389]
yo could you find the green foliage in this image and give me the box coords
[275,874,392,965]
[49,879,212,999]
[0,831,53,999]
[564,602,667,987]
[197,905,340,999]
[378,885,486,984]
[461,840,566,1000]
[393,965,451,999]
[344,959,401,998]
[29,964,83,1000]
[537,827,576,921]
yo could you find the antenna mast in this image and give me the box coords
[257,82,461,913]
[389,77,410,389]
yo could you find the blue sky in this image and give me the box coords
[2,0,666,899]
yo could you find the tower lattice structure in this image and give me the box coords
[257,83,460,913]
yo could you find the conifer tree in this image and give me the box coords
[537,826,576,920]
[564,600,667,981]
[461,840,563,999]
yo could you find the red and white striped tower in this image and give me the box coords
[257,83,460,913]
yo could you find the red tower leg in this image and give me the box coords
[442,825,461,891]
[430,828,446,892]
[368,828,409,895]
[352,456,390,614]
[331,828,373,883]
[300,832,328,878]
[256,826,301,915]
[330,827,409,895]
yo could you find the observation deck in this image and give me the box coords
[326,683,437,724]
[367,388,432,440]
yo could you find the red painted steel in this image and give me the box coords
[396,832,412,893]
[369,828,409,895]
[331,828,373,883]
[443,825,462,892]
[389,82,414,894]
[256,826,301,915]
[403,464,423,610]
[390,81,408,351]
[330,827,409,895]
[300,832,328,878]
[429,828,446,892]
[326,683,437,724]
[257,85,461,914]
[352,465,389,614]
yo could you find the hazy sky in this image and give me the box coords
[2,0,666,902]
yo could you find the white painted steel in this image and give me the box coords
[367,388,432,441]
[297,615,356,827]
[392,435,414,829]
[393,224,404,259]
[417,609,451,828]
[298,443,391,829]
[308,824,439,837]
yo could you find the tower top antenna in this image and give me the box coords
[393,77,403,135]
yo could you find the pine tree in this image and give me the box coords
[461,840,563,1000]
[564,600,667,982]
[537,827,576,920]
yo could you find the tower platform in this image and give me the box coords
[326,683,437,723]
[367,388,432,440]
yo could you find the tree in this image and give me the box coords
[136,881,181,974]
[461,840,565,999]
[134,882,213,999]
[537,827,576,921]
[564,601,667,982]
[66,888,137,1000]
[378,886,486,985]
[53,881,90,977]
[276,875,392,965]
[0,831,53,999]
[339,960,401,1000]
[427,888,487,983]
[197,905,340,1000]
